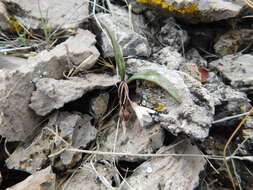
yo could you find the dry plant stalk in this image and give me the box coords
[244,0,253,8]
[223,106,253,189]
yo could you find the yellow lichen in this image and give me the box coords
[137,0,149,4]
[151,0,162,5]
[9,17,23,33]
[155,104,166,112]
[137,0,199,14]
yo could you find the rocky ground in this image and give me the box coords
[0,0,253,189]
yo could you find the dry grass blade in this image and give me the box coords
[48,147,223,160]
[89,159,116,189]
[223,106,253,190]
[244,0,253,8]
[243,0,253,17]
[212,111,252,124]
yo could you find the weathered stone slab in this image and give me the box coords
[0,29,99,141]
[3,0,89,29]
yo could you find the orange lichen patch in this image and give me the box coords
[137,0,199,14]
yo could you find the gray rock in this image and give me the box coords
[71,114,97,149]
[28,29,99,75]
[152,46,185,70]
[126,59,214,139]
[93,4,151,58]
[241,117,253,154]
[157,17,189,51]
[7,112,97,173]
[52,29,100,71]
[6,166,55,190]
[185,48,207,68]
[214,29,253,56]
[3,0,89,30]
[58,162,117,190]
[209,54,253,93]
[136,0,246,23]
[58,113,97,166]
[204,72,250,107]
[204,72,251,125]
[90,92,110,120]
[29,74,118,116]
[99,119,165,162]
[179,60,209,83]
[0,1,10,31]
[0,29,99,141]
[179,63,203,82]
[0,56,42,142]
[121,140,206,190]
[129,0,148,14]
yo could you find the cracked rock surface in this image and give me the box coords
[121,140,206,190]
[3,0,89,29]
[29,74,118,116]
[92,4,151,58]
[127,59,214,139]
[209,54,253,93]
[7,112,97,173]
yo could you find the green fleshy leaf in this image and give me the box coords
[127,70,182,104]
[101,22,126,81]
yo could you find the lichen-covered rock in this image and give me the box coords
[136,0,246,23]
[92,4,151,58]
[152,46,185,70]
[204,72,250,107]
[204,72,251,125]
[126,59,214,139]
[156,17,189,51]
[214,29,253,56]
[121,139,206,190]
[3,0,89,29]
[241,117,253,155]
[179,63,209,83]
[29,74,118,116]
[185,48,207,68]
[6,166,55,190]
[6,112,97,173]
[209,54,253,93]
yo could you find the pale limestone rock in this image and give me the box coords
[0,29,99,141]
[7,112,97,173]
[29,74,118,116]
[3,0,89,29]
[121,140,206,190]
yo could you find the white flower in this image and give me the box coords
[130,102,155,127]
